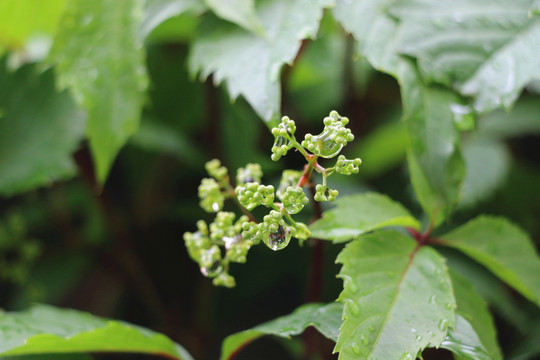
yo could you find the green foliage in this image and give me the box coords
[0,304,192,359]
[221,302,342,359]
[1,1,540,359]
[310,193,420,242]
[0,63,85,195]
[49,0,148,184]
[335,231,455,360]
[441,216,540,306]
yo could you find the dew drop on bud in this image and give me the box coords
[265,225,291,251]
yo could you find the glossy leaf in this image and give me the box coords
[49,0,148,184]
[0,304,193,359]
[391,0,540,112]
[189,0,333,122]
[0,64,85,196]
[204,0,264,36]
[335,231,456,360]
[220,302,342,360]
[458,140,510,209]
[440,270,502,360]
[309,193,420,243]
[333,0,400,75]
[441,216,540,307]
[398,60,465,226]
[139,0,205,41]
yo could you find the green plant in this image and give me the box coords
[1,0,540,360]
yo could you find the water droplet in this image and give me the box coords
[445,302,454,310]
[361,334,369,345]
[415,335,423,342]
[347,279,358,293]
[351,342,361,355]
[275,135,289,147]
[429,295,437,304]
[265,225,291,251]
[347,299,361,317]
[316,128,343,158]
[212,202,220,211]
[368,325,376,333]
[438,319,450,332]
[400,352,414,360]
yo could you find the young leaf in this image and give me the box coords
[0,304,193,360]
[391,0,540,112]
[49,0,149,185]
[188,0,333,123]
[220,302,342,360]
[204,0,265,36]
[309,193,420,243]
[398,60,465,227]
[332,0,401,75]
[335,230,455,360]
[0,64,85,196]
[441,216,540,307]
[440,270,502,360]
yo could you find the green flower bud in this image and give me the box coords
[271,116,297,161]
[301,111,354,158]
[183,229,210,260]
[213,272,236,287]
[236,182,261,210]
[210,212,236,241]
[198,178,225,212]
[205,159,228,181]
[242,221,262,244]
[294,222,311,240]
[226,238,252,263]
[335,155,362,175]
[277,170,302,200]
[314,184,338,202]
[236,163,263,185]
[281,186,309,214]
[254,184,275,207]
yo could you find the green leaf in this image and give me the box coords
[0,304,193,360]
[309,193,420,243]
[0,0,67,51]
[204,0,265,36]
[440,270,502,360]
[441,216,540,307]
[333,0,401,75]
[335,230,456,360]
[391,0,540,112]
[1,355,92,360]
[188,0,333,122]
[49,0,149,184]
[139,0,205,41]
[398,59,465,226]
[0,63,85,196]
[458,140,510,209]
[220,302,342,360]
[477,97,540,139]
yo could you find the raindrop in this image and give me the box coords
[400,352,414,360]
[212,202,220,212]
[266,225,291,251]
[415,335,423,342]
[361,334,369,345]
[445,302,454,310]
[347,300,361,317]
[315,128,343,158]
[429,295,437,304]
[438,318,450,332]
[351,342,361,355]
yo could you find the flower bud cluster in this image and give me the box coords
[335,155,362,175]
[271,116,296,161]
[314,184,339,202]
[183,213,252,288]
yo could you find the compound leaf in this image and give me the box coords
[441,216,540,307]
[49,0,148,184]
[0,304,193,359]
[309,193,419,243]
[220,302,342,360]
[440,270,502,360]
[335,230,455,360]
[0,64,85,196]
[189,0,333,123]
[391,0,540,112]
[398,59,465,226]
